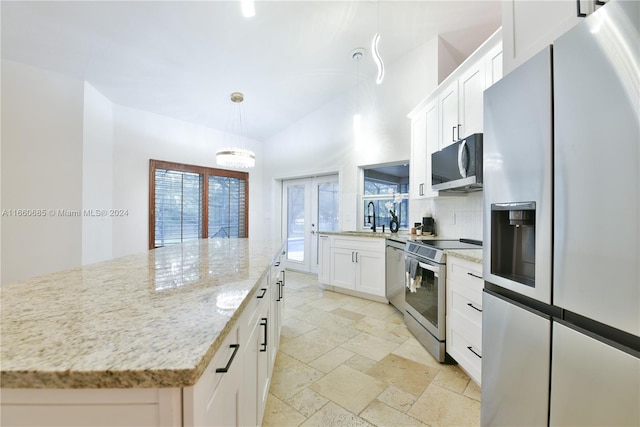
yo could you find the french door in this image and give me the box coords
[282,175,339,273]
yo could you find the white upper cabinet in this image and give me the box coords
[409,28,502,197]
[458,56,486,140]
[439,80,460,149]
[485,43,503,88]
[502,0,604,75]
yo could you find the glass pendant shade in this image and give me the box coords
[216,148,256,168]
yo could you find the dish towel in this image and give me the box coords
[405,258,422,293]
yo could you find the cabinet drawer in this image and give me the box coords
[331,236,384,252]
[245,281,270,327]
[447,257,483,290]
[448,328,482,384]
[450,287,482,328]
[450,310,482,349]
[193,325,241,402]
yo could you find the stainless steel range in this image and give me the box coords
[404,239,481,362]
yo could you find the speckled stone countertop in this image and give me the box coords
[446,249,483,264]
[0,238,284,389]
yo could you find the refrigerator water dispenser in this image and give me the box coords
[490,202,536,287]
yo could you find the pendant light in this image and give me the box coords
[352,48,365,148]
[372,0,385,84]
[216,92,256,168]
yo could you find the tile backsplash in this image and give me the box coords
[411,192,483,241]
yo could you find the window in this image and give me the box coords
[362,164,409,231]
[149,160,248,249]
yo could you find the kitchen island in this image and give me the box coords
[1,238,285,426]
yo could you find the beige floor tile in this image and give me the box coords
[340,331,401,361]
[355,300,399,319]
[306,295,349,312]
[300,401,374,427]
[432,365,471,394]
[331,307,366,321]
[463,380,482,402]
[309,365,387,414]
[308,346,356,373]
[353,317,412,344]
[269,353,325,401]
[262,393,307,427]
[408,383,481,427]
[392,337,443,369]
[286,388,329,418]
[376,385,419,413]
[280,327,350,363]
[360,400,425,427]
[344,353,379,373]
[281,317,317,340]
[294,307,360,338]
[366,353,438,396]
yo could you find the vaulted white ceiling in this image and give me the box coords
[1,1,501,141]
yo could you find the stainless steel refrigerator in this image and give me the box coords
[481,1,639,425]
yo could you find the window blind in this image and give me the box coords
[154,169,203,247]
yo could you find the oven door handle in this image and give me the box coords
[418,261,440,275]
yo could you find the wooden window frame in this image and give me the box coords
[149,159,249,249]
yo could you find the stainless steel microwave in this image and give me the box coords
[431,133,483,192]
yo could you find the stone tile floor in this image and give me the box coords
[263,271,481,427]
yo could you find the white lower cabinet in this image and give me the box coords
[184,321,243,427]
[326,236,386,298]
[0,388,182,427]
[1,246,285,427]
[446,255,483,385]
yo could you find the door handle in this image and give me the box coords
[216,344,240,373]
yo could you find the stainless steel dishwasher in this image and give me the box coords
[385,238,406,312]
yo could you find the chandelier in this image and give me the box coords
[216,92,256,168]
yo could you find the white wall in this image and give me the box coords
[111,105,265,258]
[1,60,84,284]
[82,83,114,265]
[263,36,447,238]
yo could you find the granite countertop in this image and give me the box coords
[0,238,283,389]
[446,249,483,264]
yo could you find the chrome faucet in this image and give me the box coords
[367,201,377,232]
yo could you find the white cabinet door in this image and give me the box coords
[459,57,486,138]
[256,302,270,426]
[502,0,582,74]
[439,80,459,149]
[410,111,428,199]
[330,247,356,290]
[186,326,243,427]
[355,250,385,297]
[485,43,503,88]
